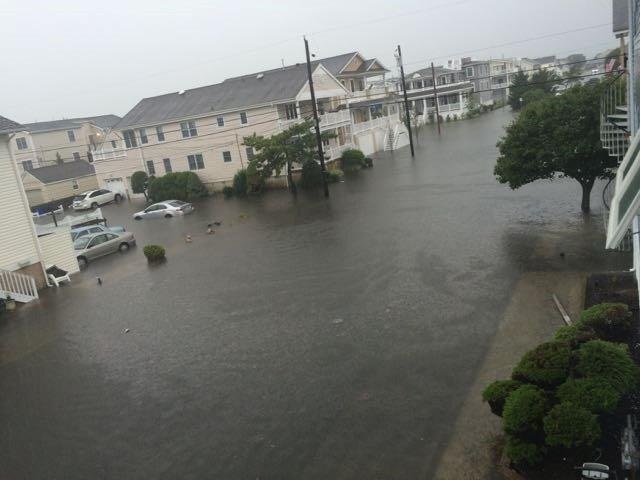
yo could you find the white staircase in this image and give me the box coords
[384,125,400,151]
[0,269,39,303]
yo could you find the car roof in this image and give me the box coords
[71,224,104,232]
[75,231,119,242]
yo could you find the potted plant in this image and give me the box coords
[5,294,16,311]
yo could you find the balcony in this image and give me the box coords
[92,147,127,162]
[352,116,392,134]
[277,110,351,132]
[350,86,390,100]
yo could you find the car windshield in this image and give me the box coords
[168,201,187,207]
[74,237,91,250]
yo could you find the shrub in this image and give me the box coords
[222,186,234,198]
[341,149,366,171]
[543,402,600,448]
[363,157,374,168]
[504,435,545,466]
[131,171,149,195]
[453,114,458,121]
[553,324,596,346]
[445,115,451,122]
[482,379,522,416]
[576,340,639,393]
[512,341,572,387]
[327,169,344,183]
[300,159,323,189]
[503,385,548,434]
[233,169,248,196]
[556,378,619,414]
[143,245,165,262]
[147,172,208,202]
[578,303,632,341]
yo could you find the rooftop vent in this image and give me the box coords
[256,73,264,80]
[178,89,186,95]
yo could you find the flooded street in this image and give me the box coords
[0,109,630,479]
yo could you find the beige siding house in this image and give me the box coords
[18,115,120,170]
[0,116,48,288]
[93,52,405,192]
[22,160,98,207]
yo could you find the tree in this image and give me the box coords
[131,171,149,200]
[508,70,530,110]
[244,120,334,194]
[543,402,600,448]
[232,169,248,196]
[556,378,619,414]
[508,69,560,110]
[512,341,572,387]
[147,172,207,202]
[495,82,616,212]
[482,379,522,416]
[300,159,323,189]
[502,384,548,434]
[575,340,639,393]
[565,54,586,78]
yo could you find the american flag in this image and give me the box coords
[605,58,617,73]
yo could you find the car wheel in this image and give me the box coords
[134,216,142,221]
[77,256,88,268]
[119,242,130,252]
[114,194,122,202]
[91,202,99,209]
[164,213,173,218]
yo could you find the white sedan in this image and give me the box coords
[72,189,122,210]
[133,200,194,220]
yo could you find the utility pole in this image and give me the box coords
[397,45,415,157]
[304,36,329,198]
[431,62,442,136]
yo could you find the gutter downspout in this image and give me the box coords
[7,132,50,287]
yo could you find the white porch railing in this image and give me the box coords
[319,110,351,128]
[325,143,353,160]
[352,116,391,134]
[92,147,127,162]
[0,269,38,303]
[350,86,390,100]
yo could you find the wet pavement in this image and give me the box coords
[0,109,631,479]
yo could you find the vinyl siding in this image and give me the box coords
[38,227,80,274]
[22,173,99,205]
[0,137,42,271]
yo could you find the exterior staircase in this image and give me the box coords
[0,269,39,303]
[384,125,400,151]
[600,70,632,251]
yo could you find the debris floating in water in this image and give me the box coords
[185,234,192,243]
[332,318,344,324]
[123,328,130,333]
[96,276,102,285]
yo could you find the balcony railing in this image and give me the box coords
[319,110,351,127]
[350,86,390,99]
[600,70,628,161]
[93,147,127,162]
[352,116,391,134]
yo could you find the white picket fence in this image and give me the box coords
[0,269,39,303]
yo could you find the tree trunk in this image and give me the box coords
[287,159,297,195]
[580,180,594,213]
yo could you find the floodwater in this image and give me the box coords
[0,109,630,479]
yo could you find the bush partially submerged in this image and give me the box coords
[222,186,234,198]
[504,435,546,466]
[578,303,632,341]
[503,385,548,434]
[341,149,366,171]
[482,380,522,416]
[556,378,619,414]
[300,159,323,189]
[512,341,572,387]
[143,245,165,262]
[327,169,344,183]
[147,172,208,202]
[233,169,248,196]
[576,340,639,393]
[543,402,600,448]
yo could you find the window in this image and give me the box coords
[16,137,27,150]
[88,234,108,248]
[156,126,165,142]
[222,151,232,163]
[21,160,33,170]
[73,152,81,161]
[245,147,255,161]
[67,130,76,142]
[180,120,198,138]
[240,112,248,124]
[216,116,224,127]
[187,153,204,170]
[72,179,79,190]
[163,158,172,173]
[139,128,148,144]
[123,130,137,148]
[111,140,117,149]
[146,160,156,175]
[285,103,298,120]
[350,80,355,92]
[465,66,474,77]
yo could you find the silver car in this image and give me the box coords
[133,200,194,220]
[71,224,126,242]
[75,231,136,268]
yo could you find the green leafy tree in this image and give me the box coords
[556,378,619,414]
[543,402,600,448]
[341,148,367,171]
[482,379,522,416]
[503,385,548,434]
[578,303,632,342]
[565,54,586,78]
[147,172,207,202]
[504,435,546,466]
[131,171,149,200]
[507,70,530,110]
[495,83,616,212]
[232,169,248,196]
[576,340,639,393]
[244,120,333,194]
[300,159,323,190]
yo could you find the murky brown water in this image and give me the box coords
[0,109,630,479]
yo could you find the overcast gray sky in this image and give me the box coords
[0,0,614,123]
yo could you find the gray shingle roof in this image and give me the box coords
[23,114,121,133]
[117,51,388,129]
[0,115,25,134]
[25,160,96,184]
[613,0,629,33]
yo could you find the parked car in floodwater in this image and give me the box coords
[74,231,136,268]
[133,200,194,220]
[71,224,126,242]
[72,189,122,210]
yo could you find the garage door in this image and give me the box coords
[104,178,126,196]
